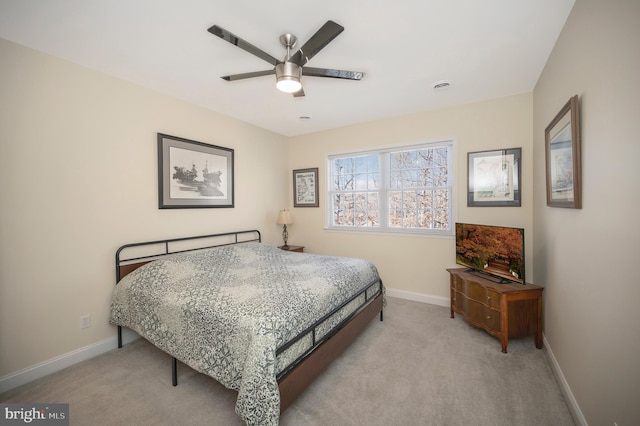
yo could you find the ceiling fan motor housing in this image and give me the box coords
[275,62,302,93]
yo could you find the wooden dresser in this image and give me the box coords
[448,268,543,353]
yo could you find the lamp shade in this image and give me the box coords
[276,210,293,225]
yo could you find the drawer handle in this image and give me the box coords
[487,316,491,319]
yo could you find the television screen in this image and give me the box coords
[455,222,525,284]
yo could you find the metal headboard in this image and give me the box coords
[115,229,261,282]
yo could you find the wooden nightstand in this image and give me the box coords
[279,245,304,253]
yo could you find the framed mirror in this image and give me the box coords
[545,95,581,208]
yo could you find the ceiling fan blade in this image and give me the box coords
[221,69,275,81]
[302,67,364,80]
[292,87,305,97]
[290,20,344,66]
[208,25,280,66]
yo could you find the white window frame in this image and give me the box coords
[326,140,455,236]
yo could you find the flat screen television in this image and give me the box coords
[455,222,525,284]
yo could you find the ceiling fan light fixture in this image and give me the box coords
[275,62,302,93]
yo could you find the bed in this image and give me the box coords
[110,230,384,425]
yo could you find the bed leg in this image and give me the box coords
[117,326,122,348]
[380,309,384,321]
[172,357,178,386]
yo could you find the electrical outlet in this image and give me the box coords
[80,314,91,329]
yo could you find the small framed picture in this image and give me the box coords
[157,133,234,208]
[467,148,521,207]
[293,168,319,207]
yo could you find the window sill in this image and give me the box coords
[323,226,454,239]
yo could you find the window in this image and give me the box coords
[327,141,454,235]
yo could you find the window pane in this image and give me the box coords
[355,210,368,226]
[418,210,434,228]
[354,156,369,173]
[335,158,354,174]
[355,173,368,190]
[368,156,379,172]
[434,189,449,209]
[389,171,401,189]
[402,191,416,208]
[434,166,448,186]
[389,191,401,209]
[434,209,448,229]
[368,210,379,226]
[418,190,433,208]
[343,174,355,191]
[369,172,380,189]
[389,209,403,228]
[368,192,379,209]
[404,209,417,227]
[343,193,354,208]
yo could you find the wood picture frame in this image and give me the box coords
[293,168,319,207]
[467,148,521,207]
[545,95,581,208]
[158,133,234,209]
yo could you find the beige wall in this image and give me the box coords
[4,2,638,423]
[0,39,288,377]
[287,93,533,300]
[533,0,640,425]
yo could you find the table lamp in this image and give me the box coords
[276,209,293,249]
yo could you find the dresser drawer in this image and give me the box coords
[486,289,500,309]
[466,282,501,310]
[465,281,486,302]
[466,299,501,332]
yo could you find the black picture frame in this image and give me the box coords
[158,133,234,209]
[293,168,319,207]
[467,148,521,207]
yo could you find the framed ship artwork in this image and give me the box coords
[157,133,234,208]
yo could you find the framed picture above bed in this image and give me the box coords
[293,168,319,207]
[157,133,234,208]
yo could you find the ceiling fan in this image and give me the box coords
[207,20,364,97]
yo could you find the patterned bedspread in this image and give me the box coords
[109,242,382,425]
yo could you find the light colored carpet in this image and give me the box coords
[1,297,574,425]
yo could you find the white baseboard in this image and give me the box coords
[542,335,587,426]
[385,287,450,307]
[0,329,139,394]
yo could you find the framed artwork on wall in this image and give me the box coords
[293,168,319,207]
[157,133,234,208]
[467,148,521,207]
[545,95,581,208]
